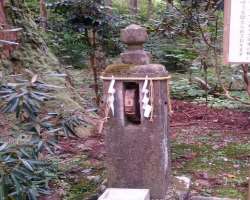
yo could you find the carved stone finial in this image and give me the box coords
[120,24,151,65]
[121,24,148,48]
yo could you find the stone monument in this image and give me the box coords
[101,24,171,199]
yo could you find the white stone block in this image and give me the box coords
[98,188,150,200]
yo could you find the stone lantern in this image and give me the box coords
[100,24,171,199]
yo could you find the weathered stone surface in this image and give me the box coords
[121,50,151,65]
[121,24,148,46]
[173,176,191,200]
[98,188,150,200]
[103,79,171,199]
[102,24,171,199]
[102,64,168,77]
[130,64,168,77]
[120,24,151,65]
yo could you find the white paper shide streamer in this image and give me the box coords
[142,76,152,118]
[108,77,116,116]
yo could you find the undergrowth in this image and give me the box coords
[171,67,250,110]
[171,139,249,199]
[0,73,84,200]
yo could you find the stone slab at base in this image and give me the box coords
[98,188,150,200]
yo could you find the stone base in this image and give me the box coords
[98,188,150,200]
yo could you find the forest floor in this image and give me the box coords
[171,100,250,199]
[8,69,244,200]
[39,69,250,200]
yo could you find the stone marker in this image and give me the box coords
[173,176,191,200]
[98,188,150,200]
[101,24,171,199]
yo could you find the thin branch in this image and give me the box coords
[242,64,250,98]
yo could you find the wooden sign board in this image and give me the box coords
[224,0,250,64]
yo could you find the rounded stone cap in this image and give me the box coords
[121,24,148,45]
[102,64,168,78]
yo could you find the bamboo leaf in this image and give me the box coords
[28,189,37,200]
[0,143,8,151]
[20,159,34,172]
[0,176,5,200]
[10,174,21,195]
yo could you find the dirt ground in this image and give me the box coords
[170,100,250,199]
[49,96,250,199]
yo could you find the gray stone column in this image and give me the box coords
[102,24,171,200]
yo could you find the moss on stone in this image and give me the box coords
[103,64,135,76]
[0,0,83,110]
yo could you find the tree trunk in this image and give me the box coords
[147,0,153,18]
[129,0,138,14]
[104,0,112,14]
[166,0,172,8]
[242,64,250,98]
[248,171,250,200]
[89,29,100,105]
[0,0,6,25]
[39,0,47,30]
[105,0,112,7]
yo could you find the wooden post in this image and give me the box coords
[223,0,231,64]
[90,29,100,105]
[0,0,6,26]
[147,0,153,19]
[129,0,138,14]
[104,0,112,14]
[242,64,250,98]
[248,169,250,200]
[248,171,250,200]
[39,0,47,30]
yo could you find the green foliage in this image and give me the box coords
[0,73,85,199]
[0,77,53,120]
[46,30,89,68]
[67,178,98,200]
[24,0,40,16]
[0,75,56,200]
[146,36,198,71]
[0,140,54,200]
[45,0,122,68]
[171,78,206,99]
[171,140,249,199]
[156,0,224,72]
[171,69,250,109]
[46,112,86,137]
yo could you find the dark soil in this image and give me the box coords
[171,100,250,134]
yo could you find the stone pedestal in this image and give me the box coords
[98,188,150,200]
[102,24,171,199]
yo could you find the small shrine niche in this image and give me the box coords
[124,82,141,125]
